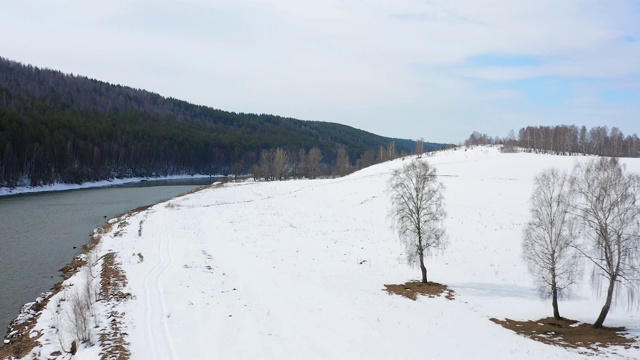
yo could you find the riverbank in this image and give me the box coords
[0,180,222,349]
[0,181,219,358]
[0,204,149,358]
[0,174,224,197]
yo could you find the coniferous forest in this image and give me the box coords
[0,57,438,188]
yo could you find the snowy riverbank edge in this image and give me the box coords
[0,174,226,197]
[0,180,224,358]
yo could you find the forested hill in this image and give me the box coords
[0,57,424,188]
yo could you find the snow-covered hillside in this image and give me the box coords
[6,146,640,359]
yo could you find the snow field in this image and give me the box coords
[13,146,640,359]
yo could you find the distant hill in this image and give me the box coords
[0,57,435,187]
[389,137,448,153]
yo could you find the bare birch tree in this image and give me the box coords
[522,168,580,319]
[415,138,425,158]
[570,157,640,328]
[388,159,447,283]
[387,141,397,161]
[273,147,288,180]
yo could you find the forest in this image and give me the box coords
[465,125,640,158]
[0,57,441,188]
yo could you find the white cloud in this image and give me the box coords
[0,0,638,143]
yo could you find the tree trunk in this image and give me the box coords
[418,249,427,283]
[551,286,560,320]
[550,267,561,319]
[417,233,427,283]
[593,275,616,328]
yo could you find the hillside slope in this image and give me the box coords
[0,57,423,188]
[6,146,640,359]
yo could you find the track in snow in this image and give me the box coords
[142,222,179,360]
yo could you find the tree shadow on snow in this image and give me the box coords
[450,282,540,299]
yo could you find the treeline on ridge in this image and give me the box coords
[247,141,412,181]
[465,125,640,158]
[0,57,440,188]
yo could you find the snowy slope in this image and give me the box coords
[9,146,640,359]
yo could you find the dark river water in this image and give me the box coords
[0,178,218,333]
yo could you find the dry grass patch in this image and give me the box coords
[99,310,130,360]
[0,301,46,359]
[491,317,640,352]
[384,281,455,301]
[57,258,88,286]
[100,252,130,301]
[99,252,131,360]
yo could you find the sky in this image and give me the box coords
[0,0,639,143]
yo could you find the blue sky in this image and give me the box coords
[0,0,638,143]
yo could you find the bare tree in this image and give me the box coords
[589,126,609,156]
[273,147,288,180]
[387,141,397,161]
[610,127,624,157]
[570,157,640,328]
[628,134,640,158]
[579,126,588,155]
[259,149,274,181]
[356,149,376,170]
[297,148,307,178]
[522,168,580,319]
[307,147,323,179]
[388,159,447,283]
[335,145,350,176]
[507,129,516,146]
[70,290,92,344]
[415,138,425,158]
[378,145,386,163]
[231,161,244,180]
[249,164,261,181]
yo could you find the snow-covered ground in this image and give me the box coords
[6,146,640,359]
[0,174,218,197]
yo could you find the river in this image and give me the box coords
[0,178,218,333]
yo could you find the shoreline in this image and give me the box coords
[0,209,131,357]
[0,174,224,197]
[0,181,219,357]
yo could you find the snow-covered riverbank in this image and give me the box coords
[3,146,640,359]
[0,174,222,197]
